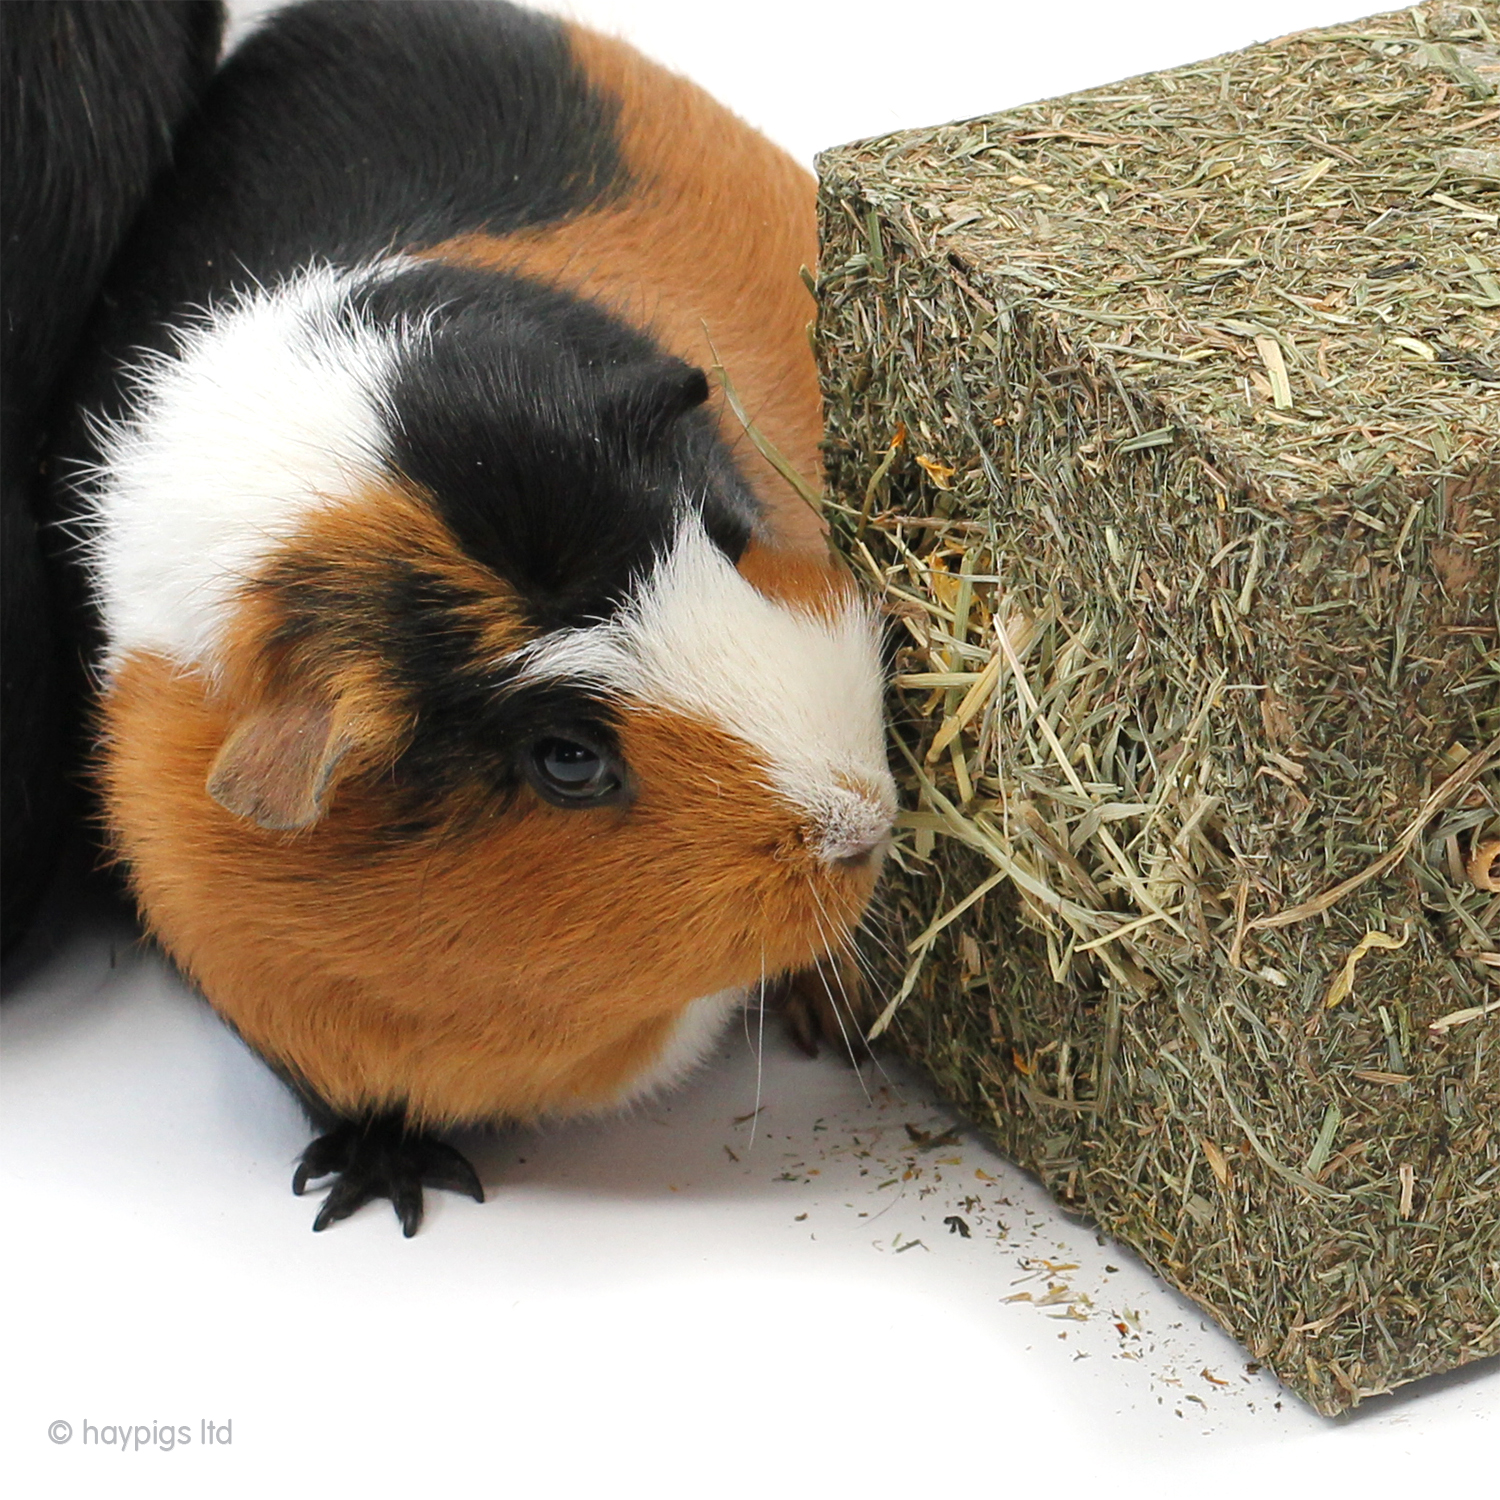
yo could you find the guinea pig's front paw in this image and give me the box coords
[292,1112,484,1237]
[770,953,870,1064]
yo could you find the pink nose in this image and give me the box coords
[817,796,895,866]
[834,836,886,870]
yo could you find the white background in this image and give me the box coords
[5,3,1496,1497]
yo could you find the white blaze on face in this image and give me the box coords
[511,516,896,861]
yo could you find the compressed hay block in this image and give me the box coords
[817,1,1499,1414]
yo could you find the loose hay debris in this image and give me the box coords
[817,1,1499,1414]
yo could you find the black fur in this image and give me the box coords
[362,260,758,629]
[1,0,224,959]
[68,0,629,403]
[2,2,224,420]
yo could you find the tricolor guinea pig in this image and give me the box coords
[57,0,895,1233]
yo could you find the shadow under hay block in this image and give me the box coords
[817,2,1499,1415]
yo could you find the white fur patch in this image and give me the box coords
[601,986,747,1112]
[80,264,406,677]
[510,517,896,859]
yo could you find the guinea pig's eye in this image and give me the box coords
[524,733,628,808]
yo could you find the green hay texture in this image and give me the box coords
[816,1,1499,1414]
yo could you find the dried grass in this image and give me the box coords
[817,1,1499,1414]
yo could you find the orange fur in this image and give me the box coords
[421,21,825,555]
[219,480,530,713]
[736,538,858,617]
[100,497,879,1126]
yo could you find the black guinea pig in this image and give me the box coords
[55,0,896,1234]
[2,0,224,958]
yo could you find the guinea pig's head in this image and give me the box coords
[177,261,895,1049]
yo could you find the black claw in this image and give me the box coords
[292,1128,355,1194]
[787,1002,820,1058]
[311,1172,381,1232]
[392,1176,424,1238]
[423,1140,486,1202]
[292,1114,484,1235]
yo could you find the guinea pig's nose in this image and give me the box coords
[834,837,885,870]
[815,785,896,867]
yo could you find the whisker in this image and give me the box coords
[848,891,903,967]
[411,847,437,941]
[803,879,883,1098]
[818,937,876,1105]
[815,882,903,1091]
[749,947,767,1153]
[809,877,877,984]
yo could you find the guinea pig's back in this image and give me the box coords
[65,0,820,547]
[424,22,824,549]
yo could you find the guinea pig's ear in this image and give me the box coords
[736,538,855,615]
[601,358,709,447]
[206,695,354,831]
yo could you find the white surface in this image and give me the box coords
[6,3,1496,1496]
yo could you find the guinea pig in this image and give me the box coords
[55,0,896,1234]
[1,0,224,958]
